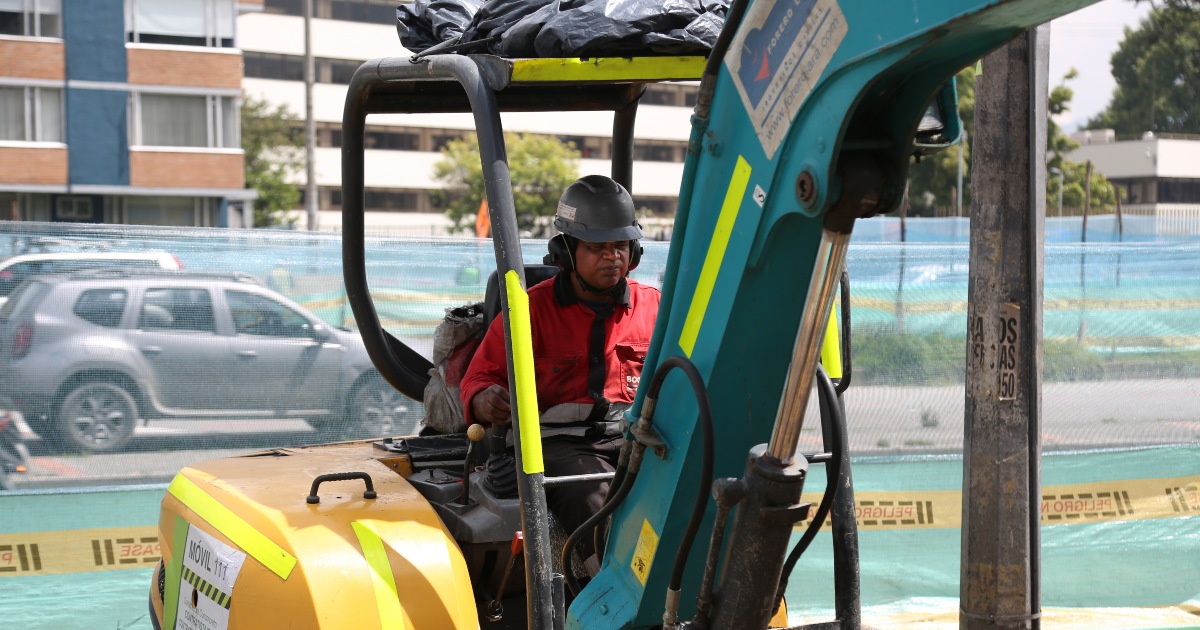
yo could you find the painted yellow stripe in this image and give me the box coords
[352,521,407,630]
[821,303,843,379]
[167,473,297,579]
[510,56,705,83]
[679,156,752,357]
[505,270,545,475]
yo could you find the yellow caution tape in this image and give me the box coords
[506,270,545,475]
[680,155,752,357]
[797,474,1200,531]
[167,473,297,579]
[352,521,407,630]
[3,475,1193,576]
[0,525,159,576]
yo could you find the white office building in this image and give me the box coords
[240,0,696,234]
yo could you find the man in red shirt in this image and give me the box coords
[460,174,660,566]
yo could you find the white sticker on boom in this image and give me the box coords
[556,202,577,221]
[725,0,848,160]
[176,526,246,630]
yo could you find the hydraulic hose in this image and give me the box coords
[562,456,641,597]
[835,268,853,395]
[646,356,715,597]
[594,439,634,563]
[775,365,844,607]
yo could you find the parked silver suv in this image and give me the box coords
[0,269,416,452]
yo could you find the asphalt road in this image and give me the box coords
[7,378,1198,491]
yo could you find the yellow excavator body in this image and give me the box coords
[149,441,478,630]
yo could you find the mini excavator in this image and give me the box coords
[149,1,1100,628]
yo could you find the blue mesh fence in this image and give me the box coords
[0,220,1197,628]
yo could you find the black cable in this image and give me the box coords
[563,467,639,597]
[775,365,844,606]
[835,268,853,395]
[648,356,715,595]
[594,440,632,564]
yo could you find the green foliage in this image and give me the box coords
[432,133,580,235]
[851,332,1196,386]
[906,63,1116,217]
[241,95,302,228]
[1086,4,1200,135]
[850,331,965,385]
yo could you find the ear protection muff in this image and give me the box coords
[545,234,641,273]
[543,234,575,270]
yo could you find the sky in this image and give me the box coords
[1048,0,1152,131]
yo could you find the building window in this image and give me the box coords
[263,0,396,25]
[131,93,239,148]
[126,0,234,48]
[634,143,678,162]
[365,127,419,151]
[0,0,61,37]
[641,86,677,106]
[326,58,361,84]
[0,86,63,142]
[364,189,419,212]
[244,52,304,81]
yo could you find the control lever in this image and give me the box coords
[459,423,485,505]
[486,531,525,621]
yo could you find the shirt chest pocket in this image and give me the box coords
[616,342,649,396]
[533,355,581,404]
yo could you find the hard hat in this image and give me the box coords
[553,175,643,243]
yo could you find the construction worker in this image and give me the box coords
[460,174,660,567]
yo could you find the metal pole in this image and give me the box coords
[961,25,1047,630]
[1048,167,1063,219]
[957,131,965,217]
[304,0,318,231]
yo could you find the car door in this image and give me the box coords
[134,286,232,412]
[223,289,345,414]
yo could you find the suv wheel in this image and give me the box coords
[344,375,414,439]
[56,382,137,452]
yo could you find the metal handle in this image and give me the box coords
[306,471,378,504]
[237,350,258,358]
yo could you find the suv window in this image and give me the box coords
[74,289,128,328]
[0,281,49,319]
[0,262,40,296]
[140,288,216,333]
[227,290,311,338]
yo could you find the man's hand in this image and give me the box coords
[471,384,512,425]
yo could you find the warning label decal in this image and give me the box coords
[724,0,847,159]
[175,526,246,630]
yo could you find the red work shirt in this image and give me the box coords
[460,273,660,435]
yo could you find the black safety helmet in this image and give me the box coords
[544,175,643,270]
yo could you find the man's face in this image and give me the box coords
[574,240,631,292]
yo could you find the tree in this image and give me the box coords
[432,133,580,235]
[1048,70,1117,213]
[242,95,303,228]
[906,64,1115,216]
[1086,4,1200,135]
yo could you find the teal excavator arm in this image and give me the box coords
[572,1,1098,628]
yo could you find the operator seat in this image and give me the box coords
[482,264,559,327]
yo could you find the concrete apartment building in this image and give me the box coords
[1,0,257,227]
[241,0,696,234]
[0,0,695,231]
